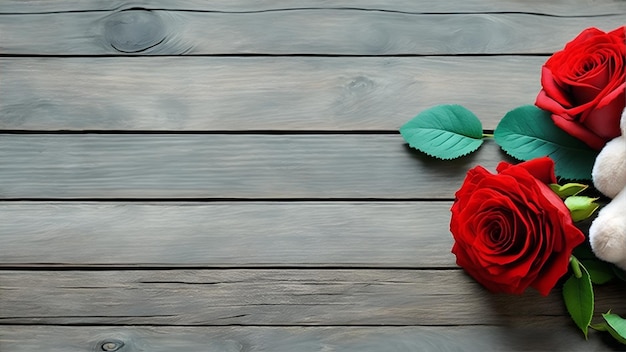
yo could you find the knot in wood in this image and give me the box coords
[347,76,375,92]
[104,8,166,53]
[100,340,124,351]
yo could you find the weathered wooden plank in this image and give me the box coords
[0,134,511,199]
[2,0,624,17]
[0,56,543,131]
[1,325,621,352]
[1,10,623,55]
[0,201,455,267]
[1,270,624,326]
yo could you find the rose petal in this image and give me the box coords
[570,68,608,104]
[583,101,624,140]
[539,66,573,107]
[532,232,584,295]
[608,26,626,41]
[535,26,625,149]
[551,114,606,150]
[535,90,570,115]
[568,27,606,44]
[497,157,556,185]
[450,155,585,295]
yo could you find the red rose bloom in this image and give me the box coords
[535,26,626,150]
[450,157,585,296]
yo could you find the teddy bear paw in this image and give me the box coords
[592,136,626,199]
[590,215,626,267]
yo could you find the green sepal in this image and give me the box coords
[400,105,484,160]
[564,196,599,222]
[549,183,588,199]
[590,323,609,332]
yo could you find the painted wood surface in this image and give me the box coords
[1,9,624,55]
[0,135,511,199]
[2,270,625,326]
[0,56,543,131]
[0,201,456,267]
[3,325,622,352]
[2,0,624,350]
[3,0,625,15]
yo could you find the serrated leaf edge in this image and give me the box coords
[404,138,483,160]
[563,262,594,339]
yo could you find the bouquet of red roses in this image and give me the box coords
[401,27,626,343]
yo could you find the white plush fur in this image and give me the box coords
[589,108,626,270]
[591,137,626,199]
[590,189,626,270]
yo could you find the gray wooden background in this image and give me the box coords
[1,1,626,351]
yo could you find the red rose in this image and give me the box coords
[450,157,585,296]
[535,26,626,150]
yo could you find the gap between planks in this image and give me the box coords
[1,0,625,16]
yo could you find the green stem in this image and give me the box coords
[570,256,583,279]
[482,133,494,138]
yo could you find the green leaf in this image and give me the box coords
[564,196,599,222]
[603,313,626,344]
[549,183,588,199]
[581,260,615,285]
[590,322,609,332]
[400,105,483,160]
[494,105,598,180]
[573,243,596,260]
[563,262,594,339]
[613,267,626,282]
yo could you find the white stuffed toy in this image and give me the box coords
[589,107,626,270]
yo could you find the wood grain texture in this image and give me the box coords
[1,9,624,55]
[2,325,623,352]
[0,201,455,267]
[0,56,543,131]
[3,1,624,350]
[0,134,512,199]
[2,0,625,16]
[1,270,625,326]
